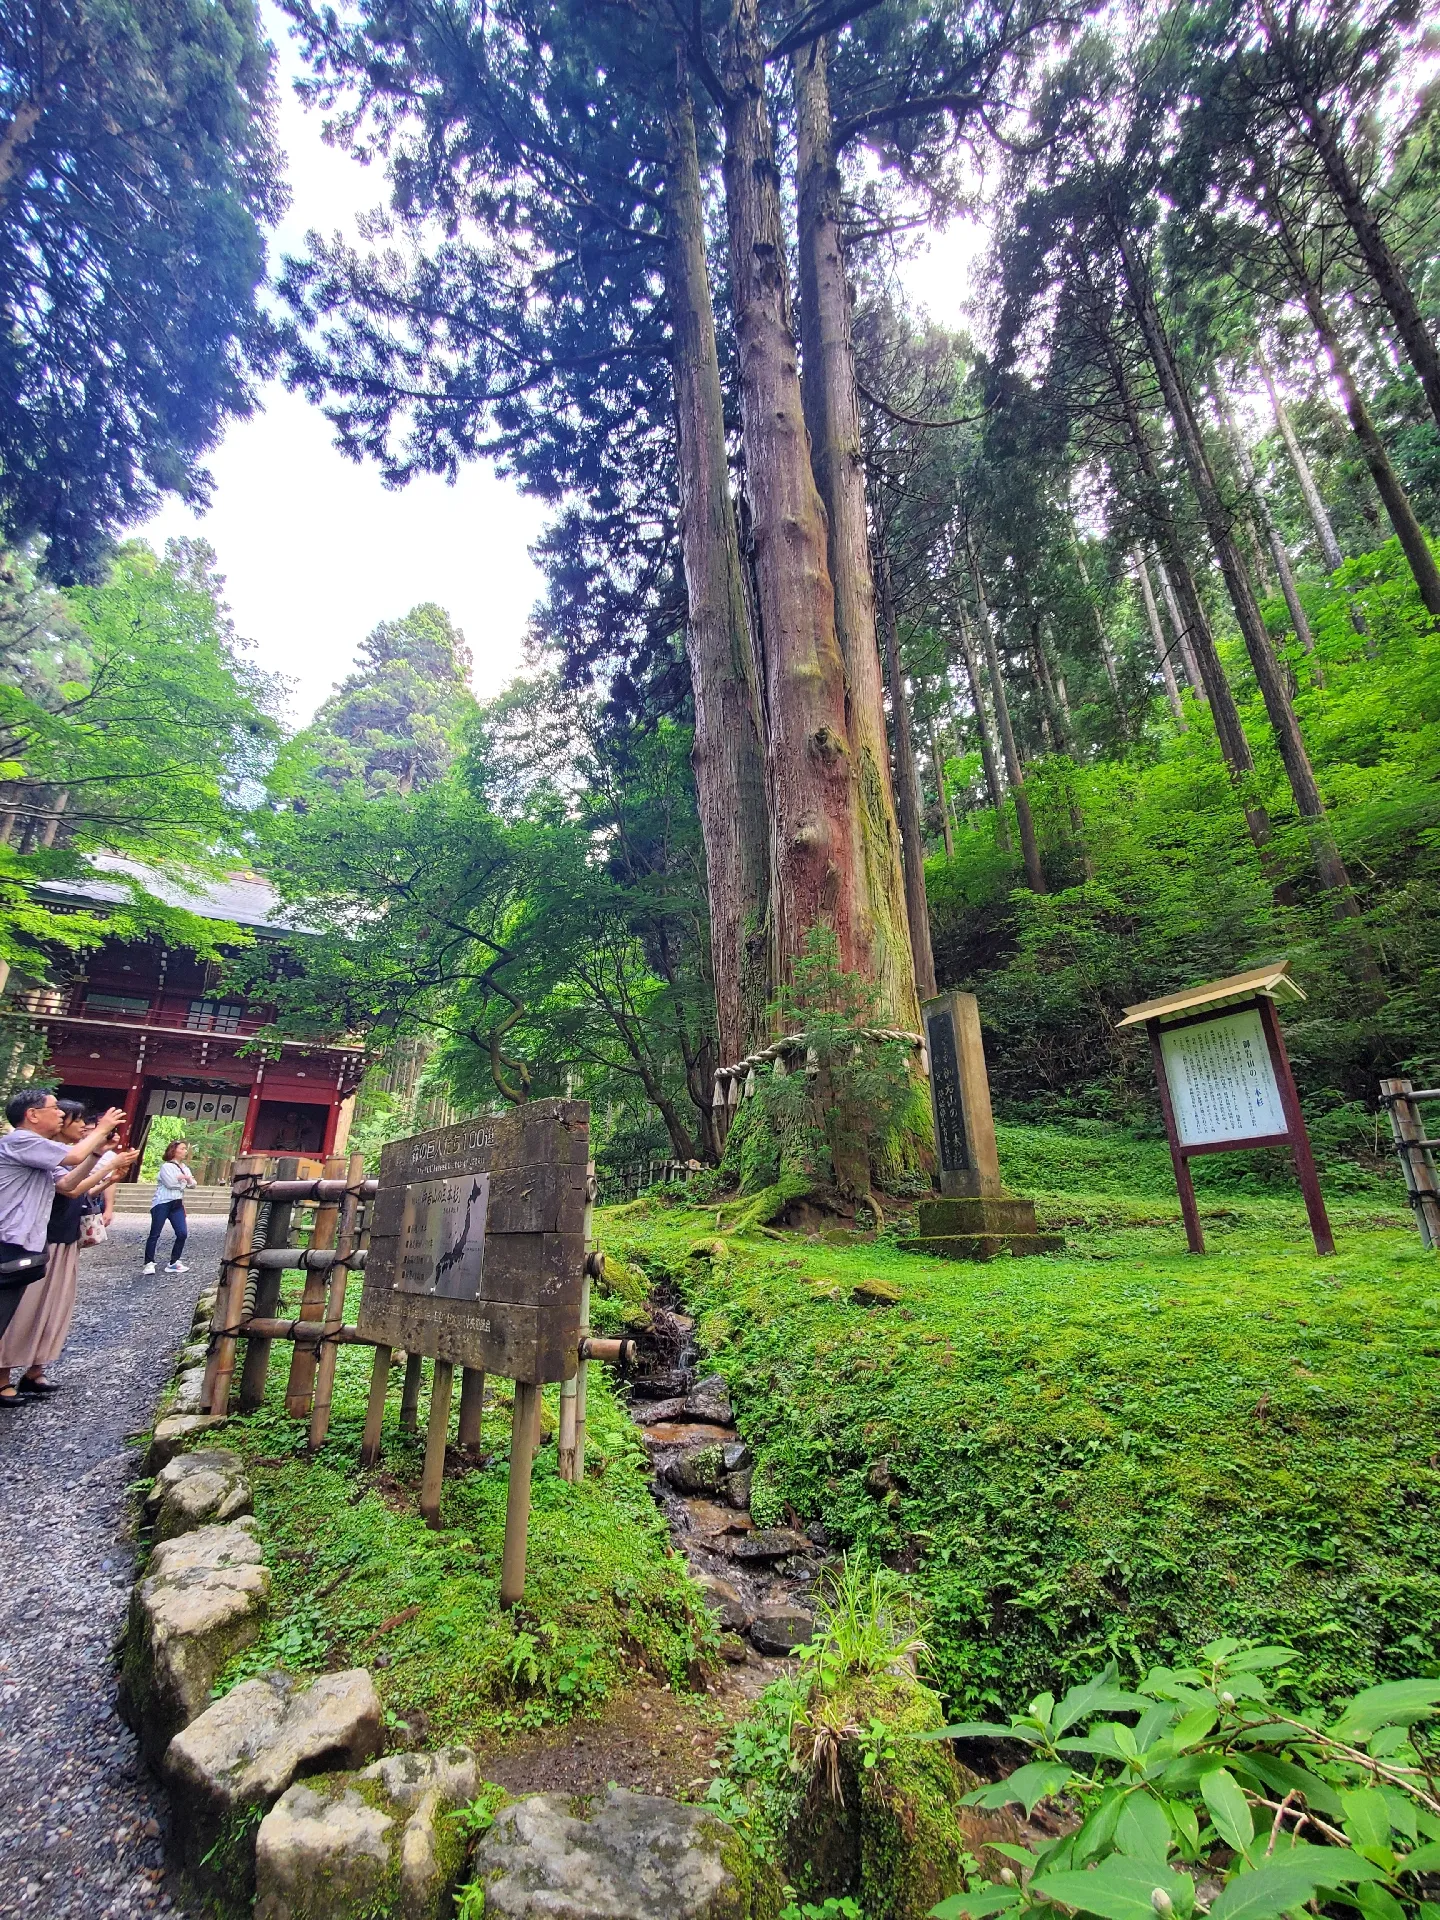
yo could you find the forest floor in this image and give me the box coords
[599,1131,1437,1715]
[140,1129,1437,1844]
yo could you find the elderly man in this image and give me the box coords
[0,1091,128,1340]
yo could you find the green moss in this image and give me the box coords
[599,1148,1438,1714]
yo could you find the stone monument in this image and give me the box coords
[900,991,1062,1260]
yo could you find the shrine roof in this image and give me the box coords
[36,856,307,933]
[1116,962,1305,1029]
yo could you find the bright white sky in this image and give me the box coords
[137,5,982,726]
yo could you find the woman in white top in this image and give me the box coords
[143,1140,197,1275]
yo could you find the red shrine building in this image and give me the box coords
[1,861,365,1161]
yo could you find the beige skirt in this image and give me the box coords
[0,1240,80,1375]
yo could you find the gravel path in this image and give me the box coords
[0,1212,227,1920]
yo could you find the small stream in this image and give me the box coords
[626,1307,835,1685]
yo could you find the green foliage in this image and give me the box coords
[723,929,920,1198]
[929,540,1440,1125]
[927,1641,1440,1920]
[0,539,283,983]
[0,0,283,580]
[602,1160,1438,1724]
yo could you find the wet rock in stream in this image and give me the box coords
[628,1338,823,1666]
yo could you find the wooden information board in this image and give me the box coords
[358,1099,589,1382]
[1118,965,1332,1256]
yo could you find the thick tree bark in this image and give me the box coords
[1134,551,1187,725]
[792,33,920,1020]
[875,536,937,997]
[664,62,774,1066]
[1257,345,1344,572]
[955,609,1009,842]
[969,551,1045,892]
[1119,233,1360,910]
[1213,381,1322,677]
[721,0,910,1074]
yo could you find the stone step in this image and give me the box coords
[112,1184,233,1214]
[898,1231,1066,1261]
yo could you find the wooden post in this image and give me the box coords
[399,1352,423,1433]
[570,1168,596,1482]
[458,1366,486,1453]
[308,1151,367,1451]
[284,1152,346,1418]
[419,1358,454,1528]
[359,1343,392,1468]
[500,1381,539,1608]
[1257,997,1335,1256]
[238,1154,300,1413]
[1382,1077,1440,1250]
[1147,1019,1205,1255]
[202,1156,266,1416]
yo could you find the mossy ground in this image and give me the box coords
[602,1122,1440,1716]
[186,1305,714,1747]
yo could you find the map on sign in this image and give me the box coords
[1159,1007,1286,1146]
[357,1099,589,1382]
[397,1174,490,1301]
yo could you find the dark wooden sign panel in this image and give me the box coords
[357,1099,589,1382]
[924,1004,970,1176]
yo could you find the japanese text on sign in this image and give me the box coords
[1158,1007,1286,1146]
[925,1006,971,1174]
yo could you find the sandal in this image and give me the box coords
[18,1376,58,1395]
[0,1386,20,1406]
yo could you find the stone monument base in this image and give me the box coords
[899,1194,1063,1262]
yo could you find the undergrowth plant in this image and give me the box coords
[923,1639,1440,1920]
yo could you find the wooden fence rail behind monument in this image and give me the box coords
[1380,1078,1440,1250]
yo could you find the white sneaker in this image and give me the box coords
[165,1261,189,1273]
[142,1262,156,1275]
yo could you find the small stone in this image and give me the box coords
[722,1468,753,1510]
[167,1367,208,1415]
[254,1748,478,1920]
[719,1636,749,1664]
[694,1575,748,1632]
[665,1443,726,1495]
[851,1277,902,1306]
[748,1606,815,1655]
[144,1450,252,1541]
[163,1669,383,1888]
[471,1785,780,1919]
[629,1370,692,1401]
[720,1441,751,1473]
[866,1457,897,1495]
[725,1527,809,1564]
[145,1415,230,1474]
[118,1520,270,1763]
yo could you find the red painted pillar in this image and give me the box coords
[321,1097,342,1156]
[239,1061,264,1153]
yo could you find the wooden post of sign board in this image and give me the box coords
[419,1358,454,1528]
[359,1344,392,1468]
[238,1155,300,1413]
[1257,996,1334,1256]
[309,1150,368,1450]
[399,1352,423,1433]
[458,1367,486,1453]
[285,1153,346,1417]
[1147,1018,1206,1256]
[500,1381,540,1607]
[203,1155,266,1416]
[557,1165,597,1483]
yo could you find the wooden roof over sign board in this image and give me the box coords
[1115,962,1306,1030]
